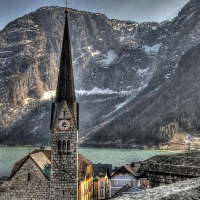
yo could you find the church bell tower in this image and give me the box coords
[50,6,79,200]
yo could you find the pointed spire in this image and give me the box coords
[55,7,76,107]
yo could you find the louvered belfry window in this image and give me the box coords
[63,140,66,150]
[58,140,61,151]
[67,140,70,151]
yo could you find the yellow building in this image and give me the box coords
[78,154,94,200]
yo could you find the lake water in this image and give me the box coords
[0,146,179,177]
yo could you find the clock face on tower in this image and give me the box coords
[58,119,71,131]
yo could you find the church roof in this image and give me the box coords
[9,150,92,182]
[51,8,78,130]
[9,150,51,180]
[55,9,76,110]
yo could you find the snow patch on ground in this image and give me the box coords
[24,98,36,105]
[76,86,117,95]
[99,50,118,66]
[42,91,56,100]
[143,43,162,53]
[138,67,149,76]
[115,84,148,110]
[157,35,166,40]
[87,46,101,56]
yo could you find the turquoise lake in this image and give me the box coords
[0,147,179,177]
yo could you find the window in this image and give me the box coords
[114,190,118,194]
[130,180,134,187]
[63,140,66,150]
[125,173,129,176]
[58,140,61,151]
[67,140,70,150]
[100,189,103,196]
[124,181,127,185]
[28,173,31,181]
[63,190,65,196]
[114,180,118,185]
[119,173,122,176]
[141,179,146,185]
[100,182,103,188]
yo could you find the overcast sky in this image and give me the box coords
[0,0,190,30]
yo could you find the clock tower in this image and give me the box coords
[50,6,79,200]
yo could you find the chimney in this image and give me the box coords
[40,146,45,153]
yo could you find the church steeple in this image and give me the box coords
[55,7,76,109]
[50,5,78,199]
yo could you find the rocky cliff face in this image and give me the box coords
[1,1,200,146]
[79,0,200,147]
[0,6,168,145]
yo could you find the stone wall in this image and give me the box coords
[0,158,50,200]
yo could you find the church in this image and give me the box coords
[0,6,93,200]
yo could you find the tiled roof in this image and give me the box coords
[78,154,93,182]
[111,184,130,198]
[9,150,51,180]
[111,164,144,178]
[30,151,51,179]
[93,166,108,177]
[92,164,112,176]
[9,155,29,179]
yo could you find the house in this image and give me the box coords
[92,164,112,199]
[0,148,94,200]
[110,163,149,197]
[79,154,94,200]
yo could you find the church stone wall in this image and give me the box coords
[0,158,50,200]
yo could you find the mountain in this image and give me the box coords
[0,6,168,145]
[79,0,200,147]
[1,0,200,147]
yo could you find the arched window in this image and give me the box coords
[63,140,66,150]
[58,140,61,151]
[67,140,70,151]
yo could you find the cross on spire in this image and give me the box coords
[65,0,68,8]
[28,148,31,154]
